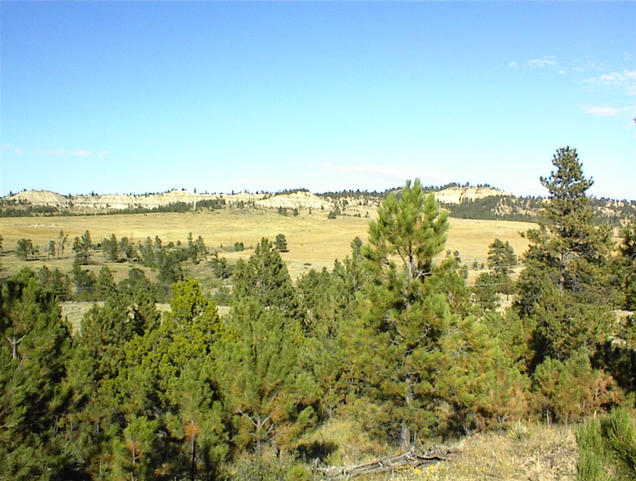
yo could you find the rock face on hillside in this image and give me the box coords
[4,186,510,211]
[3,189,333,212]
[72,190,211,210]
[434,186,512,204]
[255,191,332,210]
[9,190,70,208]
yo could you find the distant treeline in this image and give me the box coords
[443,195,636,225]
[0,199,227,217]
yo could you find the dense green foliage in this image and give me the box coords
[577,407,636,481]
[0,270,73,480]
[0,148,634,478]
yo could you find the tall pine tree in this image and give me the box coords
[516,147,615,363]
[348,179,495,448]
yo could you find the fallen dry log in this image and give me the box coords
[313,447,454,479]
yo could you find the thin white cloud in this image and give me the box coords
[584,70,636,95]
[526,56,557,68]
[598,72,625,83]
[73,150,92,158]
[1,144,24,155]
[507,56,558,71]
[580,105,632,117]
[41,148,109,158]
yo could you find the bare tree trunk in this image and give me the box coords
[400,382,414,451]
[190,435,197,481]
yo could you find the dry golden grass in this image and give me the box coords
[0,209,534,280]
[302,418,577,481]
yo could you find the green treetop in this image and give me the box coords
[232,238,300,320]
[517,147,616,363]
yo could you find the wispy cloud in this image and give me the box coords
[584,69,636,95]
[507,56,559,71]
[579,105,634,117]
[41,148,109,158]
[1,144,24,155]
[526,56,557,68]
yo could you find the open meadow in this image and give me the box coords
[0,209,533,280]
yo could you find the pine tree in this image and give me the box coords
[57,230,68,259]
[125,279,222,396]
[71,256,96,300]
[215,298,317,455]
[16,238,37,261]
[48,239,56,259]
[232,238,300,320]
[61,290,156,477]
[617,224,636,311]
[96,265,117,299]
[348,179,494,448]
[576,407,636,481]
[101,280,226,478]
[104,233,119,261]
[0,269,73,479]
[486,238,517,294]
[110,415,161,481]
[275,233,289,252]
[164,359,228,481]
[72,230,92,265]
[517,147,615,363]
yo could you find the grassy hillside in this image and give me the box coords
[0,208,533,280]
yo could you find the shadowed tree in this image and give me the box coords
[0,269,73,479]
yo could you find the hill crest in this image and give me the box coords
[3,185,509,212]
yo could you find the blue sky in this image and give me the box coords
[1,2,635,199]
